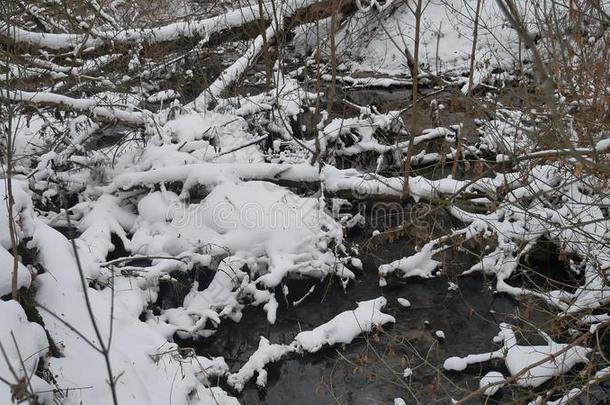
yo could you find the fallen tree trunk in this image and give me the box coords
[111,161,489,204]
[0,89,147,125]
[191,21,279,109]
[3,1,359,118]
[2,0,356,51]
[3,0,359,120]
[190,0,357,108]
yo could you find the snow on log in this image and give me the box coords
[444,323,590,388]
[3,0,354,50]
[112,161,482,203]
[227,337,295,392]
[226,296,394,390]
[0,89,147,125]
[192,22,279,109]
[294,296,395,352]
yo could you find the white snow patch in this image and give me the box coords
[0,300,51,405]
[227,337,295,392]
[294,297,395,353]
[480,371,504,396]
[397,298,411,308]
[443,323,590,388]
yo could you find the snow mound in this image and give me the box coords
[0,247,31,296]
[24,210,239,404]
[0,180,33,295]
[497,324,590,387]
[397,298,411,308]
[294,297,395,353]
[0,300,51,405]
[133,181,353,288]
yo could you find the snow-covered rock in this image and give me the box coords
[294,297,395,353]
[397,298,411,308]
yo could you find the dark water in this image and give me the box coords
[182,231,524,404]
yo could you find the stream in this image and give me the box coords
[164,80,560,404]
[137,62,577,403]
[176,211,537,404]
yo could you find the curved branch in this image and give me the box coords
[0,89,147,125]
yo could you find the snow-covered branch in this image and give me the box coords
[0,89,147,125]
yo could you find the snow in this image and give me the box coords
[445,158,610,313]
[595,138,610,152]
[21,203,239,404]
[529,367,610,405]
[397,298,411,308]
[444,323,590,388]
[127,181,353,338]
[212,296,396,390]
[0,247,31,297]
[378,243,440,284]
[135,181,351,287]
[147,90,178,104]
[227,337,295,392]
[0,89,147,125]
[136,190,180,224]
[190,1,320,109]
[0,300,52,405]
[7,26,99,50]
[478,109,534,155]
[480,371,504,396]
[293,285,316,306]
[294,297,395,353]
[73,194,136,263]
[444,352,502,372]
[113,158,473,204]
[496,324,590,387]
[193,24,279,108]
[339,0,523,78]
[321,74,411,88]
[0,181,33,295]
[2,1,609,403]
[0,180,31,248]
[161,112,264,162]
[4,1,316,50]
